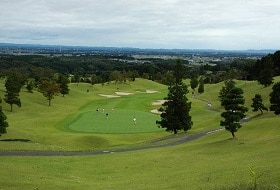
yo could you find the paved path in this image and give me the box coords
[0,128,223,157]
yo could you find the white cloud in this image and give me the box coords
[0,0,280,49]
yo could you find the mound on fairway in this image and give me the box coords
[65,109,163,134]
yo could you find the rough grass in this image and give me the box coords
[0,77,280,189]
[0,123,279,189]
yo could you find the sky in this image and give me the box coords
[0,0,280,50]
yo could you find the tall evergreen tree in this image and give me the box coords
[58,74,70,97]
[219,80,248,137]
[272,50,280,75]
[190,76,199,92]
[251,94,267,114]
[0,98,9,136]
[269,82,280,115]
[219,79,235,105]
[4,75,22,112]
[198,77,205,94]
[256,55,274,87]
[156,60,192,134]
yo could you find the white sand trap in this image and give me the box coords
[152,100,167,105]
[115,92,134,95]
[146,90,158,93]
[99,94,121,98]
[151,109,162,114]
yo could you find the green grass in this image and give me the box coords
[0,78,168,151]
[0,123,279,189]
[0,77,280,189]
[64,109,162,134]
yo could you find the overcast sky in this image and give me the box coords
[1,0,280,50]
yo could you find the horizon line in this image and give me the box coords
[0,42,277,52]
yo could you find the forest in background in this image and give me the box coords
[0,49,279,87]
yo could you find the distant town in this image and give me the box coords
[0,43,276,66]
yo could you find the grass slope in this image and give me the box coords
[0,78,168,151]
[0,77,280,189]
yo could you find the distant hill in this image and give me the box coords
[0,42,276,55]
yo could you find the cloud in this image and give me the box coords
[0,0,280,49]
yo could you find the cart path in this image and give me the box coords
[0,128,224,157]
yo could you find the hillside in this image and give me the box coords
[0,77,279,189]
[0,78,169,151]
[0,77,280,150]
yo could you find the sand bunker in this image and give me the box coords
[136,90,159,94]
[151,109,162,114]
[151,100,166,114]
[99,94,120,98]
[146,90,158,93]
[115,92,134,95]
[152,100,167,105]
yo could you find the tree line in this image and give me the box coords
[1,51,280,87]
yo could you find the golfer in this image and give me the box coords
[133,117,136,124]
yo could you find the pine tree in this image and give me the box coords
[156,60,193,134]
[251,94,268,114]
[0,98,9,136]
[58,74,70,97]
[190,76,199,92]
[219,79,235,105]
[256,55,274,87]
[198,77,204,94]
[4,75,22,112]
[269,82,280,115]
[219,80,248,137]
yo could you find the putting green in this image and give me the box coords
[65,109,164,134]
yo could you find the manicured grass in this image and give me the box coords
[65,109,162,134]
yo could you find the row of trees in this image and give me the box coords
[2,72,70,112]
[190,76,204,94]
[156,59,280,138]
[219,79,280,137]
[0,73,70,135]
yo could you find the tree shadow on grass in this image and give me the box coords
[204,136,246,147]
[0,139,31,142]
[249,112,270,120]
